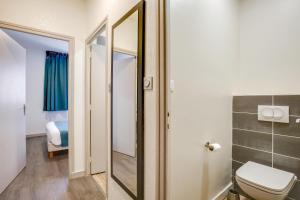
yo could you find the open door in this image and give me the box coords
[90,43,107,174]
[0,29,26,193]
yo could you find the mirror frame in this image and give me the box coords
[110,1,145,200]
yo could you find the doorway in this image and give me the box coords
[0,21,75,197]
[85,19,108,196]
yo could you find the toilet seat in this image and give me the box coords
[236,161,297,195]
[236,173,296,195]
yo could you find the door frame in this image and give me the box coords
[158,0,167,199]
[0,20,76,178]
[84,17,108,177]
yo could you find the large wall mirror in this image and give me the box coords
[111,1,145,200]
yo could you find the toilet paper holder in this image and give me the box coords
[205,142,221,151]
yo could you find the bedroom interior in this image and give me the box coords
[0,27,73,197]
[1,28,70,158]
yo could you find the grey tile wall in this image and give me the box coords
[232,145,272,166]
[274,154,300,178]
[233,129,272,152]
[232,95,300,199]
[233,95,272,113]
[274,116,300,137]
[233,113,272,133]
[289,181,300,200]
[274,135,300,159]
[274,95,300,116]
[232,160,243,175]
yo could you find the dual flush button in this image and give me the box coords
[258,105,289,123]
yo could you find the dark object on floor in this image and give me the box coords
[228,189,240,200]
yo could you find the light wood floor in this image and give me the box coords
[112,151,137,195]
[92,172,107,196]
[0,136,105,200]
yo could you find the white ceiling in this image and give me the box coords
[1,28,68,53]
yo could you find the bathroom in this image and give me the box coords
[232,1,300,199]
[166,0,300,200]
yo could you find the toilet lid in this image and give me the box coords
[236,161,296,193]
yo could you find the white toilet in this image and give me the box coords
[236,161,297,200]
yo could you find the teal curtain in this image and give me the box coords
[43,51,68,111]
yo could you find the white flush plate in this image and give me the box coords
[258,105,289,123]
[258,105,273,122]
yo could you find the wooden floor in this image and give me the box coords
[0,136,106,200]
[112,151,137,195]
[92,173,107,196]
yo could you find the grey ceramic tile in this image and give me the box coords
[232,113,272,133]
[233,113,238,129]
[274,154,300,178]
[274,95,300,116]
[232,160,243,175]
[232,145,272,166]
[233,96,272,113]
[233,129,272,152]
[274,135,300,159]
[274,116,300,138]
[288,181,300,200]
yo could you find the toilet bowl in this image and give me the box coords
[236,161,297,200]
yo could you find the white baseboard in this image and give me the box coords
[26,133,46,138]
[70,171,86,179]
[212,182,233,200]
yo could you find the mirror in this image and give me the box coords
[111,2,144,200]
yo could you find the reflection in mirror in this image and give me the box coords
[112,50,137,195]
[111,3,144,199]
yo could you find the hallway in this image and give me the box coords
[0,137,105,200]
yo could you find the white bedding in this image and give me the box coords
[46,121,61,146]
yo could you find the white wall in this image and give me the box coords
[26,48,68,136]
[235,0,300,95]
[86,0,160,199]
[86,0,108,34]
[167,0,239,199]
[90,43,107,174]
[0,0,87,173]
[0,30,26,193]
[113,52,136,157]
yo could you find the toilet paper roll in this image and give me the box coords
[210,143,221,151]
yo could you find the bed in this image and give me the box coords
[46,121,68,158]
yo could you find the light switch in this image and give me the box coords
[170,80,175,93]
[144,77,153,90]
